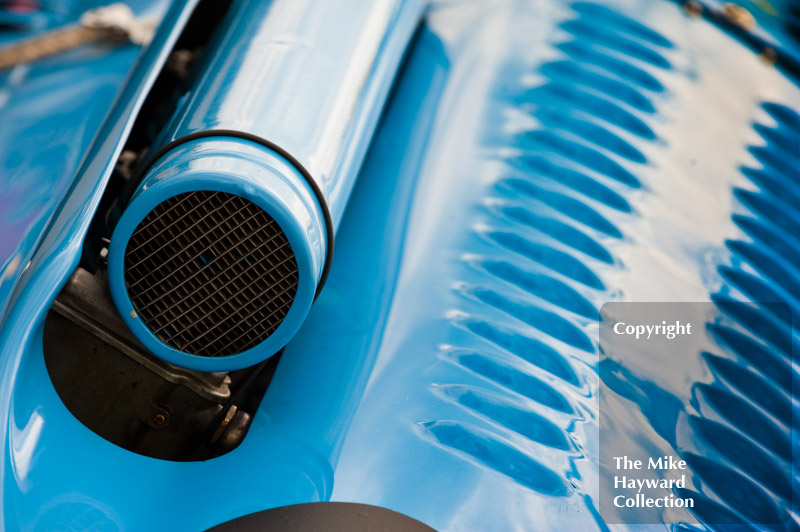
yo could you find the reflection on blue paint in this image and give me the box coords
[0,0,798,530]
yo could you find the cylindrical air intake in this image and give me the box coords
[108,0,425,371]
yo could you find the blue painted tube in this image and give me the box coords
[108,0,426,371]
[109,138,326,371]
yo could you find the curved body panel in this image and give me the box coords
[0,0,175,323]
[0,0,797,530]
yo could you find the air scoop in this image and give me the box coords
[108,0,425,371]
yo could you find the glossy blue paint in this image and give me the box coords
[0,0,427,528]
[0,1,95,32]
[0,0,798,531]
[109,138,326,372]
[105,0,427,368]
[157,0,427,229]
[305,1,796,530]
[0,0,171,324]
[676,0,800,81]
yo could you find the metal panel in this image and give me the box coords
[282,1,797,530]
[0,0,797,530]
[0,0,173,323]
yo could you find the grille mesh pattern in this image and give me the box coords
[124,190,298,358]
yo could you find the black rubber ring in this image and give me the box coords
[130,129,334,300]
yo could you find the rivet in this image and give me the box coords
[760,47,777,65]
[684,0,703,17]
[722,3,755,29]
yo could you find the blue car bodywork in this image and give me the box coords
[0,0,797,530]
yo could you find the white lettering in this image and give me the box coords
[612,321,692,340]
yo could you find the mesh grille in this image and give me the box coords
[123,190,298,358]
